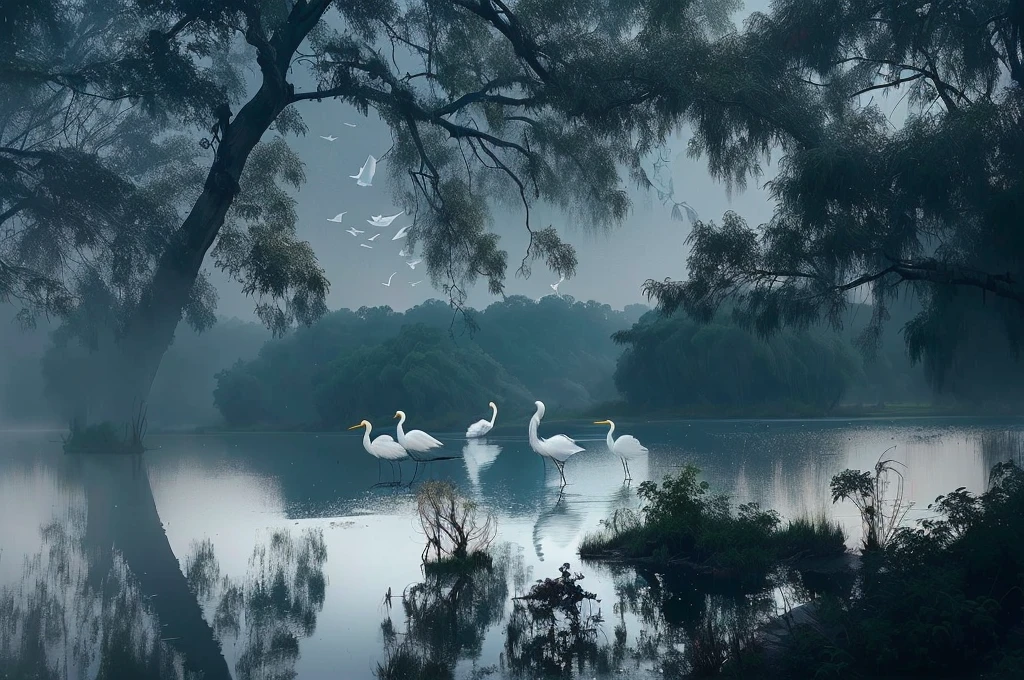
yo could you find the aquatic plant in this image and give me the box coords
[505,563,605,677]
[580,465,846,580]
[62,402,148,455]
[416,481,496,564]
[829,450,911,551]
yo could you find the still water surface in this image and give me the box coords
[2,417,1023,679]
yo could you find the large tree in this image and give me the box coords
[643,1,1024,384]
[1,0,745,423]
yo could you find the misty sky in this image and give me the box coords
[204,1,792,320]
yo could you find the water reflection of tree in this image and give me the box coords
[376,543,523,680]
[184,527,328,680]
[0,511,188,680]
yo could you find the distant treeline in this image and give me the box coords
[0,308,268,428]
[212,297,648,429]
[5,293,1022,431]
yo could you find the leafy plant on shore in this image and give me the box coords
[778,462,1024,679]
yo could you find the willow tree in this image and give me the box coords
[643,1,1024,385]
[1,0,742,423]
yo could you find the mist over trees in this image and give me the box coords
[212,296,647,429]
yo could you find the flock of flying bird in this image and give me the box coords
[348,400,648,487]
[321,130,569,297]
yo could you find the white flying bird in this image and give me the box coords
[392,225,412,241]
[367,233,380,242]
[345,227,364,236]
[410,280,422,287]
[550,275,565,295]
[398,247,410,257]
[360,243,373,249]
[350,155,376,187]
[327,212,347,223]
[382,272,397,287]
[343,122,357,128]
[367,211,403,227]
[406,259,422,269]
[319,135,337,142]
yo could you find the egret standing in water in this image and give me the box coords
[395,410,444,482]
[348,420,408,484]
[466,401,498,438]
[594,420,648,481]
[528,401,584,486]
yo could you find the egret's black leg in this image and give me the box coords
[624,459,632,481]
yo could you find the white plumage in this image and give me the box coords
[350,155,376,186]
[367,211,403,227]
[594,419,648,481]
[349,420,408,484]
[392,225,412,240]
[395,410,443,455]
[466,401,498,438]
[528,400,584,486]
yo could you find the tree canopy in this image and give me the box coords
[642,1,1024,385]
[212,295,645,428]
[1,0,758,421]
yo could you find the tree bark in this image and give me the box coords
[98,2,333,424]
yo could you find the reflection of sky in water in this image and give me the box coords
[3,418,1024,678]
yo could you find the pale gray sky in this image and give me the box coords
[205,1,784,319]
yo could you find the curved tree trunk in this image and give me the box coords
[98,1,332,424]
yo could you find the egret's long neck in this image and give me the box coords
[529,409,542,447]
[489,404,498,427]
[363,424,372,452]
[397,413,406,438]
[606,421,616,448]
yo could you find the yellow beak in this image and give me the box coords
[348,423,364,430]
[393,413,400,419]
[594,420,610,425]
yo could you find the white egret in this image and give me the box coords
[350,155,377,186]
[528,401,584,486]
[345,227,363,236]
[348,420,408,484]
[367,211,403,227]
[392,225,412,240]
[406,259,422,269]
[360,243,373,249]
[320,134,337,142]
[550,275,565,296]
[367,233,380,241]
[344,122,357,127]
[594,420,648,481]
[399,247,410,257]
[466,402,498,438]
[410,280,423,286]
[395,411,443,454]
[382,272,397,287]
[327,212,347,223]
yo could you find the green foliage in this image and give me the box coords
[613,310,861,413]
[581,465,846,580]
[830,455,912,552]
[642,0,1024,388]
[782,462,1024,679]
[213,296,643,429]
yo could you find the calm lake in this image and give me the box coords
[3,417,1024,679]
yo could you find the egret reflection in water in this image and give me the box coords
[462,439,502,488]
[532,490,586,562]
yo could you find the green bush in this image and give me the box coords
[580,465,846,581]
[780,462,1024,679]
